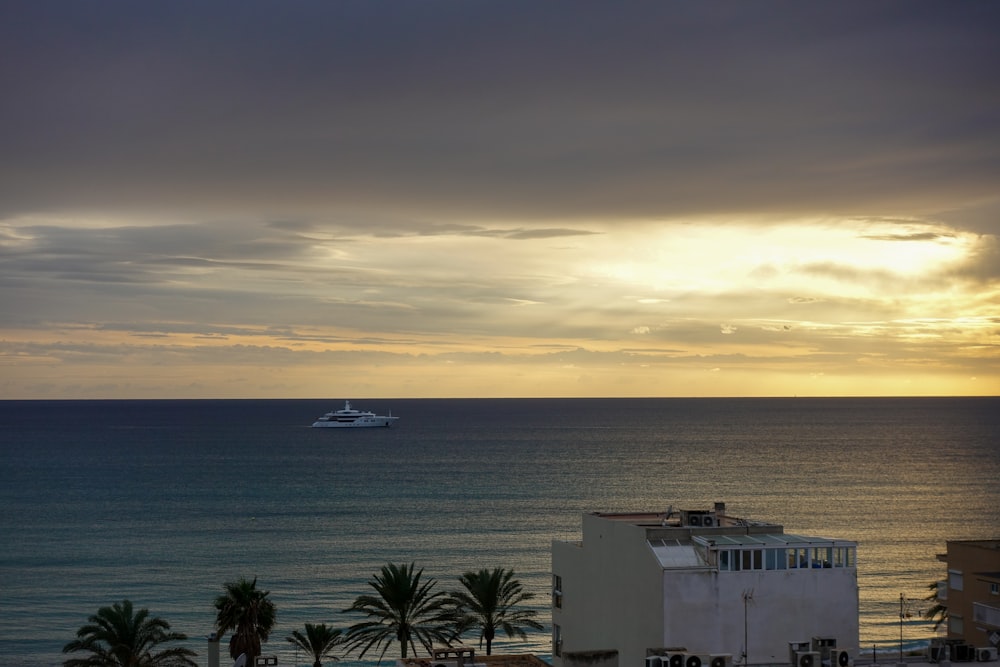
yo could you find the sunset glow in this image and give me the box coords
[1,2,997,398]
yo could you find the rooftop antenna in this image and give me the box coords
[742,588,755,665]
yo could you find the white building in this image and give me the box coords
[551,503,858,667]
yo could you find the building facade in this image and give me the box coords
[551,503,858,667]
[937,539,1000,655]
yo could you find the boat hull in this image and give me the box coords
[310,400,399,428]
[311,417,398,428]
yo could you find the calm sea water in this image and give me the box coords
[1,398,998,667]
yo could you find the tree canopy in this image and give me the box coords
[287,622,344,667]
[214,576,277,661]
[923,579,948,631]
[450,567,544,655]
[62,599,197,667]
[343,562,462,660]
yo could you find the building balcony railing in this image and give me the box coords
[973,601,1000,628]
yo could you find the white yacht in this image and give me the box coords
[311,401,399,428]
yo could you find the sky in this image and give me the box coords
[1,1,999,399]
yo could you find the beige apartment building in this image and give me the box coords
[936,539,1000,658]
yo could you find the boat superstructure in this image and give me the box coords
[311,401,399,428]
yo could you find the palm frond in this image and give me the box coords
[344,562,464,660]
[214,576,277,660]
[62,600,196,667]
[449,568,543,655]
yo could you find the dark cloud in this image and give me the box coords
[504,228,599,240]
[1,2,997,398]
[0,221,315,283]
[947,234,1000,283]
[1,1,998,226]
[861,232,956,242]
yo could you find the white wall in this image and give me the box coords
[662,568,858,662]
[553,516,859,667]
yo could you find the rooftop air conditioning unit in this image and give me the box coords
[978,648,998,662]
[664,652,686,667]
[688,514,702,527]
[797,651,821,667]
[790,642,811,665]
[685,655,711,667]
[647,648,679,658]
[828,650,851,667]
[710,654,733,667]
[812,637,837,653]
[955,644,977,662]
[647,656,663,667]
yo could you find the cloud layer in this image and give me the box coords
[1,2,998,397]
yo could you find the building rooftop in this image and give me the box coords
[948,538,1000,549]
[592,502,780,531]
[580,504,858,572]
[648,543,703,568]
[693,533,852,547]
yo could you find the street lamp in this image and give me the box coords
[899,593,914,664]
[743,589,754,666]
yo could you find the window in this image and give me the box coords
[812,547,832,568]
[553,624,562,657]
[718,549,765,571]
[949,570,964,592]
[552,575,562,608]
[948,614,963,636]
[721,547,824,572]
[990,582,999,596]
[740,549,762,570]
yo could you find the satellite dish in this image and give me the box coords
[233,654,247,667]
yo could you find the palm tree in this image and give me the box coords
[343,562,462,660]
[449,567,544,655]
[287,623,344,667]
[62,599,197,667]
[214,576,277,662]
[923,579,948,631]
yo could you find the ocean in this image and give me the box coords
[1,397,998,667]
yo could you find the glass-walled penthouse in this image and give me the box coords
[692,533,857,572]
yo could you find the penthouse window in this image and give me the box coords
[788,547,809,569]
[718,545,855,572]
[719,549,764,571]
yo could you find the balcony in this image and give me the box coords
[937,580,948,602]
[973,601,1000,628]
